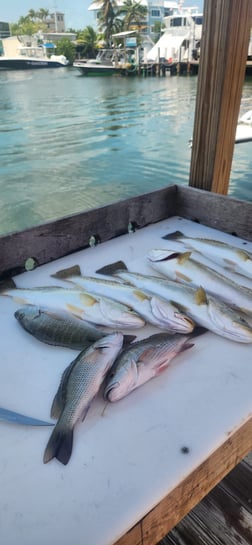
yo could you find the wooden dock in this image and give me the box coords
[137,60,252,78]
[159,452,252,545]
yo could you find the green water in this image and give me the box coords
[0,67,251,236]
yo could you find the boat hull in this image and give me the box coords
[73,62,122,76]
[0,58,68,70]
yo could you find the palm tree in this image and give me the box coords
[94,0,122,46]
[77,26,98,58]
[27,9,37,21]
[117,0,148,31]
[37,8,49,21]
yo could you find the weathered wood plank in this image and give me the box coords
[158,455,252,545]
[176,186,252,241]
[112,416,252,545]
[219,456,252,513]
[2,184,252,280]
[189,0,252,194]
[113,524,143,545]
[0,186,176,279]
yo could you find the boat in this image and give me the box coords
[0,36,69,69]
[73,47,134,76]
[235,110,252,143]
[1,3,252,545]
[146,6,203,63]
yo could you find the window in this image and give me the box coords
[151,10,160,17]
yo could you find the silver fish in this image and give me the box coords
[147,248,252,315]
[104,333,194,402]
[165,231,252,280]
[14,305,135,349]
[63,274,195,334]
[2,285,144,329]
[43,332,123,465]
[116,271,252,343]
[0,407,53,426]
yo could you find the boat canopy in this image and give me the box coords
[147,33,190,61]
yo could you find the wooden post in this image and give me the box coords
[189,0,252,194]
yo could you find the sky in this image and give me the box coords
[1,1,204,31]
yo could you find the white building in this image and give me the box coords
[88,1,179,40]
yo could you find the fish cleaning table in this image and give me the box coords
[1,211,252,545]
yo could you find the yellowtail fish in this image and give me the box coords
[0,407,53,426]
[2,286,144,329]
[147,249,252,315]
[62,274,195,334]
[104,333,194,402]
[14,306,135,349]
[44,332,124,465]
[165,231,252,280]
[115,271,252,343]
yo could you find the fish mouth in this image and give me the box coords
[173,313,195,333]
[103,382,120,401]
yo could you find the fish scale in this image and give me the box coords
[43,332,124,465]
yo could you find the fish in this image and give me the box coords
[0,407,53,426]
[104,333,194,402]
[43,332,124,465]
[164,231,252,280]
[1,285,144,329]
[14,305,136,349]
[147,249,252,315]
[115,271,252,343]
[62,274,195,334]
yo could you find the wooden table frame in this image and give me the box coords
[1,185,252,545]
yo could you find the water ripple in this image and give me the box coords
[0,69,251,235]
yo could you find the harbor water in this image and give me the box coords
[0,67,252,236]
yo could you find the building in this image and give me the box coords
[88,1,179,40]
[45,12,66,33]
[0,20,11,39]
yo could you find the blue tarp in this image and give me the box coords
[43,43,56,48]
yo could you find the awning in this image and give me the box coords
[112,31,137,38]
[43,43,56,48]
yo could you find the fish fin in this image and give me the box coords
[43,424,74,465]
[133,289,149,301]
[177,251,192,264]
[96,261,128,276]
[190,325,208,337]
[66,303,86,316]
[170,300,190,314]
[50,393,63,420]
[0,278,17,291]
[162,231,184,241]
[81,405,90,422]
[51,265,81,280]
[195,287,207,305]
[175,271,192,283]
[79,293,97,306]
[51,360,77,419]
[11,295,29,305]
[179,342,194,352]
[122,334,136,346]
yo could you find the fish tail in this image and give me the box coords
[96,261,128,276]
[43,423,74,466]
[162,230,184,241]
[51,264,81,280]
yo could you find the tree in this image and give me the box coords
[55,38,75,64]
[116,0,147,31]
[37,8,49,21]
[77,26,98,58]
[95,0,122,47]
